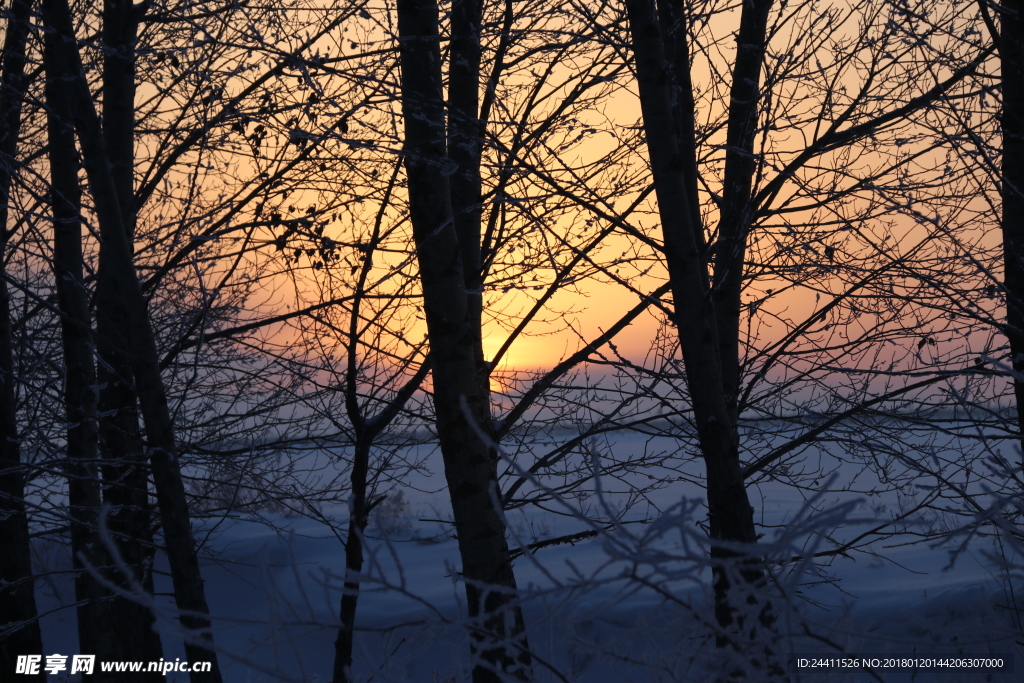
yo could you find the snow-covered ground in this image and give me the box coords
[33,429,1024,681]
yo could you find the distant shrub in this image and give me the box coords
[370,489,414,537]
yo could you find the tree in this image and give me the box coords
[396,1,530,679]
[93,0,167,666]
[330,2,666,678]
[317,2,688,676]
[614,0,993,663]
[898,0,1024,586]
[46,19,145,675]
[42,0,224,676]
[0,0,45,675]
[31,0,382,674]
[624,0,766,646]
[992,0,1024,464]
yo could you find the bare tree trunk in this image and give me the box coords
[654,0,704,255]
[711,0,772,424]
[623,0,764,646]
[333,439,371,683]
[103,0,137,222]
[0,0,44,675]
[42,0,223,678]
[96,0,165,665]
[397,1,529,680]
[45,25,107,663]
[44,29,165,678]
[332,164,431,677]
[1001,0,1024,467]
[448,0,487,391]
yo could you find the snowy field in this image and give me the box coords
[32,427,1024,682]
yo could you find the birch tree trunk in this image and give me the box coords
[0,0,44,675]
[397,1,529,679]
